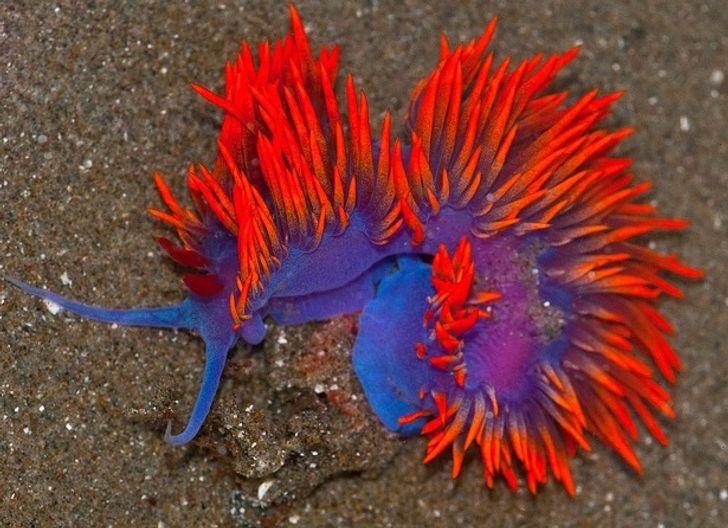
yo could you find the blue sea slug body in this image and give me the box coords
[10,6,702,493]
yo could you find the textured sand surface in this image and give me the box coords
[1,1,726,526]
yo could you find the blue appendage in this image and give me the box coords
[6,277,193,329]
[164,334,233,445]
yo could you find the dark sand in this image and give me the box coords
[1,1,726,526]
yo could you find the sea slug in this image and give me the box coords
[9,6,701,494]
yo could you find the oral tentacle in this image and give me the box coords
[165,334,233,445]
[5,277,194,329]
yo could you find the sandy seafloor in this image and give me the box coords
[1,1,726,526]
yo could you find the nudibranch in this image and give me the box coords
[8,5,701,496]
[352,20,703,494]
